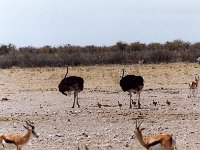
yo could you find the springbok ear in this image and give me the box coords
[32,130,39,138]
[23,125,29,130]
[141,128,145,131]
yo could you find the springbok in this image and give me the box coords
[134,120,176,150]
[0,120,39,150]
[197,57,200,64]
[138,59,144,67]
[189,75,199,98]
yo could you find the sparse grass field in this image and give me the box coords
[0,63,199,150]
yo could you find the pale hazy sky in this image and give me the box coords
[0,0,200,47]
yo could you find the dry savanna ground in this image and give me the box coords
[0,63,199,150]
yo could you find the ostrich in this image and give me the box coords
[166,100,171,106]
[118,101,122,109]
[120,69,144,109]
[153,100,157,107]
[97,102,102,108]
[58,66,84,108]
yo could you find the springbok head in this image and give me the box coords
[134,119,145,137]
[195,75,200,82]
[24,120,39,138]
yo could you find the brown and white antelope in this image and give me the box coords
[138,59,145,67]
[189,75,199,98]
[197,57,200,64]
[134,120,176,150]
[0,120,39,150]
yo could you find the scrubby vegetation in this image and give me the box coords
[0,40,200,68]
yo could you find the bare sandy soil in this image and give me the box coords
[0,63,199,150]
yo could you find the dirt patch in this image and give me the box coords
[0,63,199,149]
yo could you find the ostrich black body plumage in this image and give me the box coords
[58,76,84,94]
[120,75,144,92]
[58,66,84,108]
[120,69,144,108]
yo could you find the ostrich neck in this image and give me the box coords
[122,70,125,78]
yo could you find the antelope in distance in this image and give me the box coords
[138,59,145,67]
[197,57,200,64]
[58,66,84,108]
[189,75,199,98]
[134,120,176,150]
[0,120,39,150]
[120,69,144,108]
